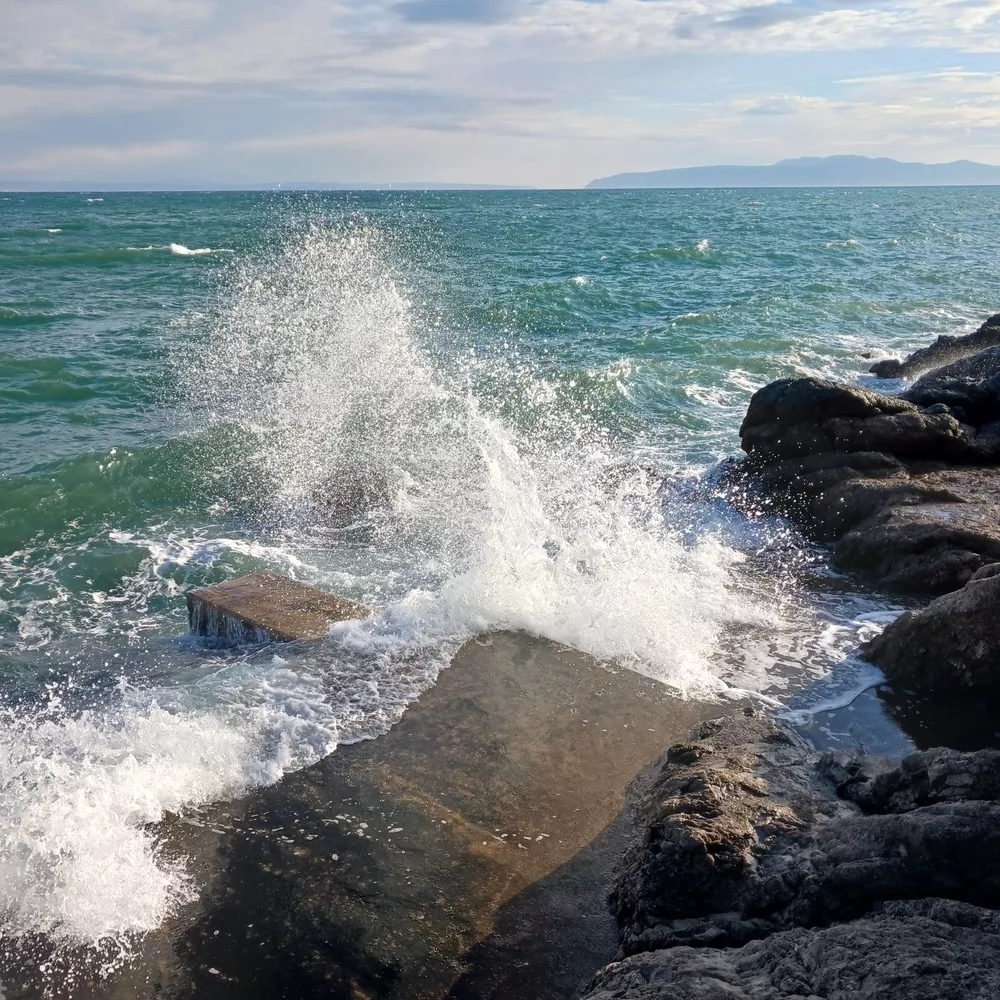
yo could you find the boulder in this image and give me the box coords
[832,500,1000,593]
[870,314,1000,379]
[862,574,1000,690]
[586,711,1000,999]
[901,345,1000,425]
[727,451,963,541]
[584,900,1000,1000]
[739,376,994,464]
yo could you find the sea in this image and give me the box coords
[1,187,998,968]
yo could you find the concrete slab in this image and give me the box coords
[18,632,735,1000]
[187,572,371,642]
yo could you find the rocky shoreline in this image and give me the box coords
[580,313,1000,999]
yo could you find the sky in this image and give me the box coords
[2,0,999,187]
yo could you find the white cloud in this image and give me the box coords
[1,0,999,184]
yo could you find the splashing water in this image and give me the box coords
[184,220,775,692]
[0,218,785,968]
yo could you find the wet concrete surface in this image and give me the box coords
[4,632,730,1000]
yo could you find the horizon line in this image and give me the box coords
[6,183,1000,193]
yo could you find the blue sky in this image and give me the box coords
[2,0,998,186]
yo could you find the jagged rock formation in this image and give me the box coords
[581,712,1000,1000]
[726,319,1000,594]
[870,312,1000,379]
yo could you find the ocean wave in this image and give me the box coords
[638,238,714,262]
[7,246,227,267]
[180,222,775,696]
[0,212,924,962]
[122,244,234,256]
[0,308,77,328]
[170,243,234,256]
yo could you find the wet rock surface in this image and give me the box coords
[862,574,1000,691]
[832,492,1000,593]
[869,312,1000,379]
[5,633,726,1000]
[585,900,1000,1000]
[738,377,979,464]
[582,711,1000,1000]
[900,345,1000,424]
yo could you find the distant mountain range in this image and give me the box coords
[587,156,1000,189]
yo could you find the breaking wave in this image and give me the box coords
[0,219,783,968]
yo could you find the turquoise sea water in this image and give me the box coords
[1,188,998,960]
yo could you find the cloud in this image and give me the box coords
[394,0,523,23]
[2,0,1000,185]
[718,1,819,31]
[743,95,805,114]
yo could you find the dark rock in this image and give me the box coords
[870,314,1000,379]
[739,376,985,464]
[584,899,1000,1000]
[589,711,1000,999]
[740,379,913,436]
[831,745,1000,813]
[725,451,974,555]
[901,345,1000,425]
[610,712,1000,958]
[730,357,1000,594]
[862,574,1000,690]
[609,711,846,957]
[832,501,1000,593]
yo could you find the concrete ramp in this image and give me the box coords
[11,576,733,999]
[39,628,732,1000]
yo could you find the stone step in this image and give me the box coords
[187,571,371,642]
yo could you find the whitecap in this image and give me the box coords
[170,243,233,256]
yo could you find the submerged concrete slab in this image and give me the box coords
[8,633,737,1000]
[187,572,371,642]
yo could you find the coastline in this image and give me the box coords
[14,318,1000,999]
[583,311,1000,999]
